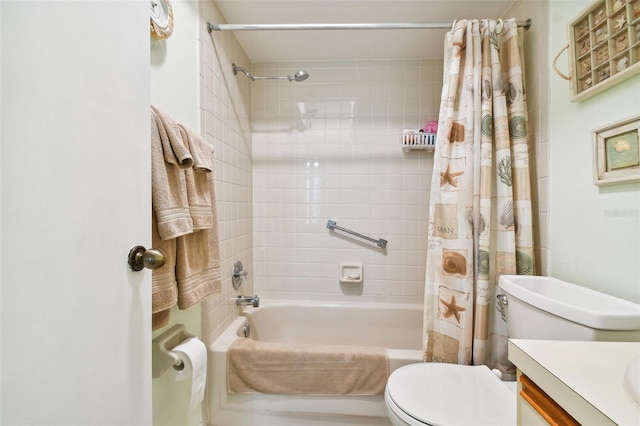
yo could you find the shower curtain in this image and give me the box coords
[423,19,534,373]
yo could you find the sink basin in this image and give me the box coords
[624,355,640,405]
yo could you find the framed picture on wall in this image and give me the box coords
[593,115,640,185]
[568,0,640,102]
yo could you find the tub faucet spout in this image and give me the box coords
[236,295,259,307]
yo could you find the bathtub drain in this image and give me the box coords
[243,322,250,338]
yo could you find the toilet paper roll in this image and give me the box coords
[169,337,207,413]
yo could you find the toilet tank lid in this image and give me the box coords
[499,275,640,331]
[386,363,516,426]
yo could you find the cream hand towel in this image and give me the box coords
[150,106,222,326]
[151,105,193,169]
[151,108,193,240]
[176,168,222,309]
[152,310,172,331]
[178,123,212,173]
[227,339,390,395]
[151,212,178,331]
[178,124,213,230]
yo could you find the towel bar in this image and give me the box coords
[326,220,387,248]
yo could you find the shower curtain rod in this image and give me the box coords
[206,19,531,32]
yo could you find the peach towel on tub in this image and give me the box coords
[227,339,390,395]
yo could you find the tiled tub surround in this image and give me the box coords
[252,59,442,304]
[209,300,423,426]
[199,0,255,346]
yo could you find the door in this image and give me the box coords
[1,2,152,424]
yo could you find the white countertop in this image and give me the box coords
[509,339,640,426]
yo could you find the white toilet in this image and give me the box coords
[385,275,640,426]
[385,363,516,426]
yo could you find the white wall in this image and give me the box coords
[549,1,640,303]
[1,1,152,424]
[151,1,200,130]
[150,1,255,423]
[251,59,441,303]
[149,1,203,425]
[149,2,255,424]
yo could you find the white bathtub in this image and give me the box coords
[208,300,423,426]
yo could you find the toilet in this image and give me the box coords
[384,275,640,426]
[385,363,516,426]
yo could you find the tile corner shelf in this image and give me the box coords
[569,0,640,102]
[400,131,436,152]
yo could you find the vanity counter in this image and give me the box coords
[508,339,640,425]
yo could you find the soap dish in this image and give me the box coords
[340,263,363,284]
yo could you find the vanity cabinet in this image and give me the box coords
[508,339,640,426]
[517,372,579,426]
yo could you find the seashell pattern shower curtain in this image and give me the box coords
[423,19,534,373]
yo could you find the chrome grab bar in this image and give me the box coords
[326,220,388,248]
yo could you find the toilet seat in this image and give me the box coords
[385,363,516,426]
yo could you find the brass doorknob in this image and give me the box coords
[128,245,166,271]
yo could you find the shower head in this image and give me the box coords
[289,70,309,82]
[232,63,309,83]
[232,63,255,81]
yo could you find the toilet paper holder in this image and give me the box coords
[152,324,195,378]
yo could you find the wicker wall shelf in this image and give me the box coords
[569,0,640,102]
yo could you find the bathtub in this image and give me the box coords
[208,300,423,426]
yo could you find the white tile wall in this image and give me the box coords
[199,0,254,344]
[251,59,442,303]
[502,0,550,275]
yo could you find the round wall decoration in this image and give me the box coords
[150,0,174,39]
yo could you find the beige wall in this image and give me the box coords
[548,0,640,303]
